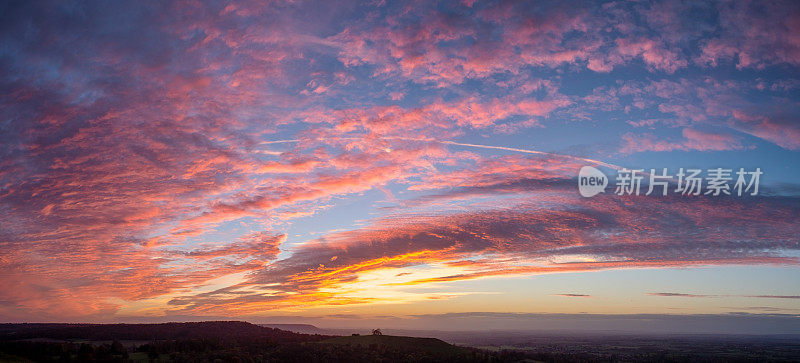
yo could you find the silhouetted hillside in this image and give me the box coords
[0,321,525,362]
[0,321,320,342]
[259,324,323,334]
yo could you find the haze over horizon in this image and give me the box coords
[1,0,799,334]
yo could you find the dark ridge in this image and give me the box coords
[259,323,323,334]
[0,321,522,362]
[0,321,325,342]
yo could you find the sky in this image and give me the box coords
[0,0,799,331]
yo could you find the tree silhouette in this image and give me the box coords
[372,329,382,335]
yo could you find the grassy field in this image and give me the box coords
[321,334,465,354]
[0,351,31,363]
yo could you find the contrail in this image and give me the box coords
[258,137,621,170]
[257,139,300,144]
[439,140,620,170]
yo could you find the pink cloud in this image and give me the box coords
[697,0,800,69]
[614,38,688,73]
[180,233,285,261]
[731,110,800,150]
[621,128,746,153]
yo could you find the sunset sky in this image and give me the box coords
[1,0,799,329]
